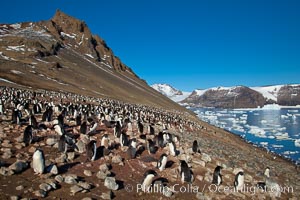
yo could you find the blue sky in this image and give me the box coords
[1,0,299,91]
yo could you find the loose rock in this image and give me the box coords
[104,177,118,191]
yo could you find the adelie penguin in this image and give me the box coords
[23,125,33,146]
[157,153,168,171]
[192,140,201,154]
[234,171,245,191]
[80,121,87,134]
[180,160,194,183]
[29,115,38,129]
[212,166,223,185]
[147,139,157,154]
[32,149,45,174]
[168,141,177,156]
[126,138,137,160]
[120,132,129,147]
[86,140,97,161]
[141,169,157,192]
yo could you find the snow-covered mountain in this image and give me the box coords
[151,84,191,102]
[153,83,300,108]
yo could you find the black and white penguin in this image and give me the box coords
[12,109,21,124]
[120,132,129,147]
[212,166,223,185]
[0,100,4,115]
[180,160,194,183]
[141,169,157,192]
[58,135,67,153]
[88,121,98,134]
[168,141,177,156]
[147,139,157,154]
[80,121,87,134]
[23,125,33,146]
[101,134,110,149]
[138,121,144,134]
[148,124,155,135]
[113,121,121,138]
[234,171,244,191]
[157,153,168,171]
[264,167,270,178]
[32,149,45,174]
[86,140,97,161]
[126,138,137,160]
[76,113,82,126]
[157,132,165,148]
[192,140,201,154]
[54,123,65,136]
[29,115,38,129]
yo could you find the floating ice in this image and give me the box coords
[295,139,300,147]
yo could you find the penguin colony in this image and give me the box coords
[0,86,295,199]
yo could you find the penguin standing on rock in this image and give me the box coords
[141,170,157,192]
[234,171,245,191]
[32,149,45,174]
[180,160,194,183]
[192,140,201,154]
[86,140,97,161]
[212,166,223,185]
[157,153,168,171]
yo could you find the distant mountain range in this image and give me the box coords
[151,83,300,108]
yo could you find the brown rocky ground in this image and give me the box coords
[0,94,299,200]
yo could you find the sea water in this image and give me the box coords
[191,106,300,163]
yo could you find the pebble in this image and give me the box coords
[28,146,36,153]
[84,170,92,177]
[111,155,122,164]
[9,160,28,173]
[67,152,75,161]
[75,140,85,153]
[104,177,119,191]
[39,183,52,192]
[16,185,24,191]
[196,175,204,181]
[101,190,113,200]
[70,185,83,195]
[196,192,211,200]
[15,144,23,150]
[64,174,78,184]
[34,189,47,198]
[78,181,92,190]
[192,159,206,167]
[163,186,173,197]
[49,164,58,175]
[97,170,111,180]
[55,175,64,183]
[10,196,20,200]
[46,138,57,146]
[45,179,58,190]
[99,163,110,172]
[55,153,67,163]
[201,153,212,163]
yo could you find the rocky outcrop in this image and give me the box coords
[277,85,300,106]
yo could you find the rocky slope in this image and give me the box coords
[0,87,299,200]
[0,10,189,114]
